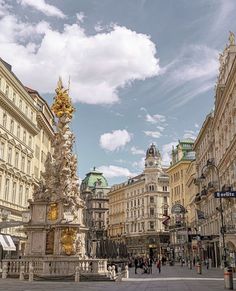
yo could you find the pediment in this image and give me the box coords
[0,133,9,140]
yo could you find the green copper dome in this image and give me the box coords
[81,167,108,189]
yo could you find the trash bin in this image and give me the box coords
[196,263,202,274]
[224,267,233,290]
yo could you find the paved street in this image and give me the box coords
[0,264,235,291]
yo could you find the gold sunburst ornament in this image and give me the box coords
[51,77,75,119]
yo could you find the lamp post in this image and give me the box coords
[200,159,227,268]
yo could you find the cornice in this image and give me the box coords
[0,92,39,135]
[0,126,34,155]
[36,112,55,139]
[217,134,236,171]
[0,62,37,109]
[214,54,236,127]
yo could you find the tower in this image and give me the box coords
[145,143,161,169]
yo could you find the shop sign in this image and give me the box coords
[171,204,186,214]
[214,191,236,198]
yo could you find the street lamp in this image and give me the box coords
[200,159,227,268]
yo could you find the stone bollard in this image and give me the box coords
[125,265,129,278]
[107,265,112,278]
[19,265,25,281]
[75,266,80,282]
[196,262,202,274]
[224,267,234,290]
[2,262,8,279]
[111,265,116,280]
[28,262,34,282]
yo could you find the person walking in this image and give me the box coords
[156,258,161,274]
[134,257,139,274]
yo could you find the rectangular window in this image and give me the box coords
[150,208,154,216]
[149,221,154,230]
[23,131,26,143]
[27,160,31,174]
[4,178,9,200]
[12,182,16,203]
[28,136,32,148]
[17,125,20,138]
[10,120,14,133]
[3,113,7,127]
[8,147,12,164]
[98,213,102,219]
[25,188,29,206]
[25,105,28,116]
[12,92,16,103]
[0,142,5,160]
[15,152,19,168]
[31,111,33,120]
[19,185,23,205]
[150,196,154,203]
[5,85,9,97]
[19,99,22,109]
[21,156,25,172]
[35,145,40,159]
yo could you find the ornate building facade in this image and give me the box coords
[193,33,236,267]
[167,139,195,260]
[0,58,54,257]
[108,144,170,258]
[80,168,110,257]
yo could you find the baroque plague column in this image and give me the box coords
[24,78,87,258]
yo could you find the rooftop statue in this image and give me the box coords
[51,77,75,119]
[229,31,235,45]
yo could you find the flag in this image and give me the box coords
[196,209,205,220]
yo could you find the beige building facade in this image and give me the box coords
[167,139,195,260]
[193,34,236,268]
[0,58,54,257]
[108,144,170,258]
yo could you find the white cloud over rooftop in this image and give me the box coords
[99,129,132,151]
[0,2,160,105]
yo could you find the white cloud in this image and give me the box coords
[131,146,145,155]
[18,0,66,18]
[195,123,199,128]
[0,4,160,105]
[161,45,218,108]
[156,125,165,132]
[146,113,166,124]
[144,131,162,138]
[76,12,85,23]
[183,130,198,140]
[97,165,137,178]
[99,129,132,151]
[161,141,178,166]
[132,157,145,170]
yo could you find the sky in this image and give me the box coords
[0,0,236,185]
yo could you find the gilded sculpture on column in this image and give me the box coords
[51,77,75,119]
[47,203,58,221]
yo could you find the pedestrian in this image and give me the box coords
[205,258,209,269]
[134,257,139,274]
[148,258,153,274]
[193,257,196,266]
[156,259,161,274]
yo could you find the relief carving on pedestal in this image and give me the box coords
[61,228,77,255]
[47,203,58,221]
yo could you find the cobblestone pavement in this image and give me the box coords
[0,264,235,291]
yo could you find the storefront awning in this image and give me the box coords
[0,234,16,251]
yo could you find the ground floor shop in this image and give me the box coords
[126,233,170,258]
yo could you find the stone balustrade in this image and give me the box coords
[2,258,108,277]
